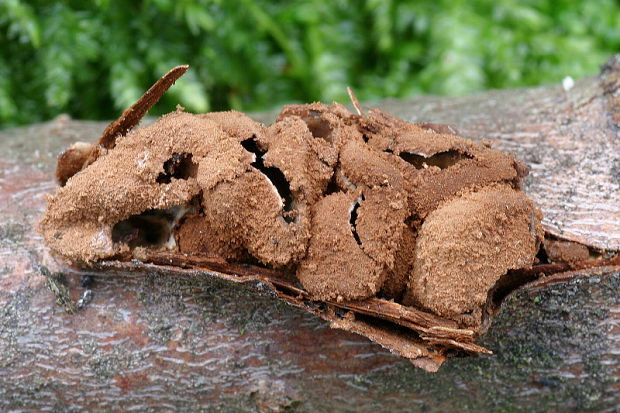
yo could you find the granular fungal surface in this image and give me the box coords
[39,79,544,329]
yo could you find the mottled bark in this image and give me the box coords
[1,56,619,412]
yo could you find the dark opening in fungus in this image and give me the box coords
[241,138,295,223]
[112,206,185,248]
[156,152,198,183]
[399,150,473,169]
[303,117,333,142]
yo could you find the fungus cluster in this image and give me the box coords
[40,100,542,326]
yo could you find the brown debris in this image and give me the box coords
[55,65,189,186]
[98,65,189,150]
[347,86,363,116]
[543,238,593,264]
[55,141,94,186]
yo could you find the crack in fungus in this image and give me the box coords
[349,196,363,246]
[240,138,296,223]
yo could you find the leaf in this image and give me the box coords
[0,0,41,47]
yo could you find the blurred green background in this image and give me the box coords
[1,0,620,129]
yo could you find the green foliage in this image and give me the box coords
[1,0,619,128]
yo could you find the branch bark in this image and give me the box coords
[0,56,619,412]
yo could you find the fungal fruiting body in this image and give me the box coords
[40,94,542,327]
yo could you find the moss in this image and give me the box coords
[41,267,78,314]
[0,221,27,246]
[88,349,145,381]
[0,288,32,369]
[0,264,13,275]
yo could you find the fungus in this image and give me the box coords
[39,67,545,348]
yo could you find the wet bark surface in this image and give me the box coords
[1,57,619,412]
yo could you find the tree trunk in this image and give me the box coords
[1,56,619,412]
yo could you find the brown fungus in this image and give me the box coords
[40,84,541,314]
[295,191,388,301]
[403,184,543,325]
[39,66,588,371]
